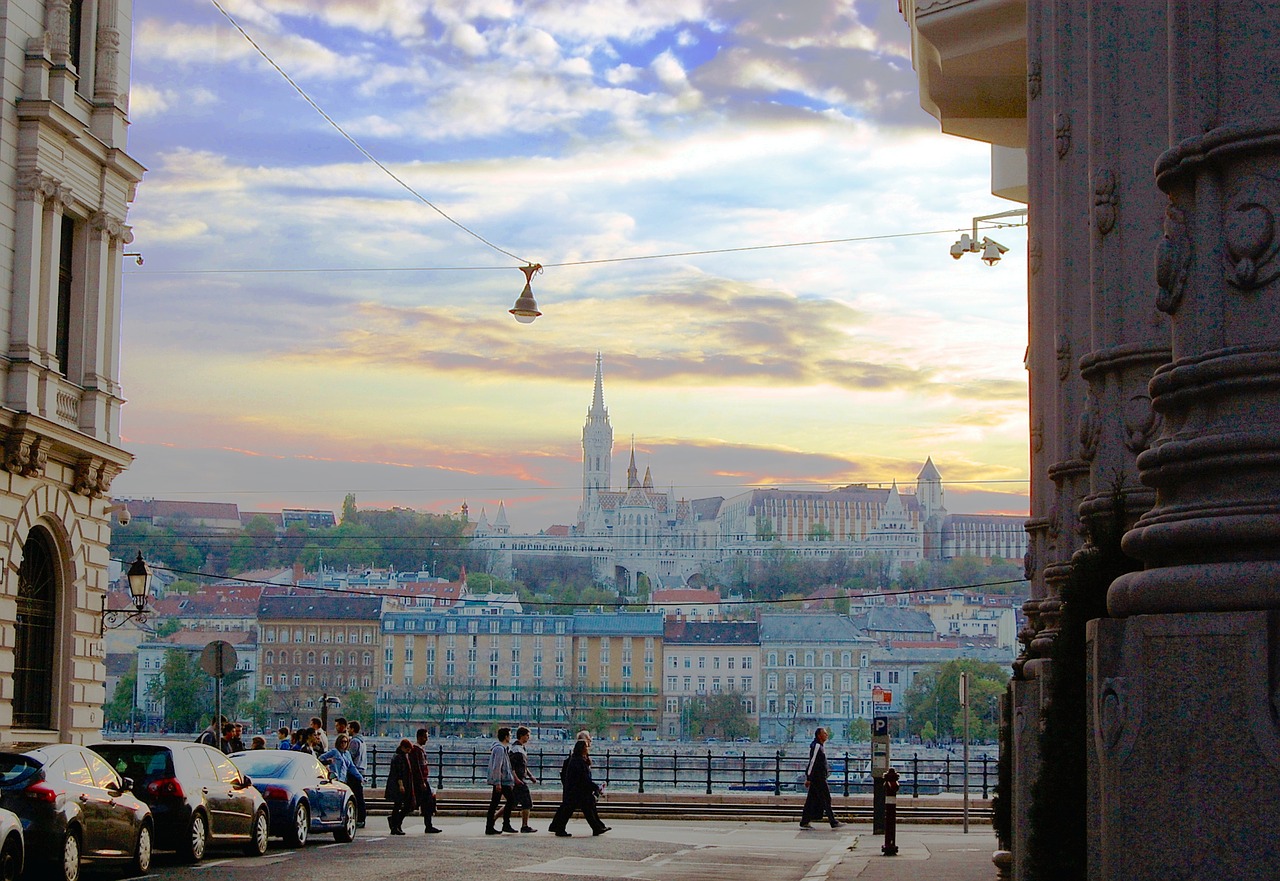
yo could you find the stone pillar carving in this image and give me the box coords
[94,1,120,105]
[1110,4,1280,617]
[1091,4,1280,879]
[45,0,72,66]
[1077,2,1170,543]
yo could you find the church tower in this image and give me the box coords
[581,354,613,522]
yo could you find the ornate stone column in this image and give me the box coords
[1092,3,1280,878]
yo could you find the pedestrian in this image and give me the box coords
[547,739,608,837]
[347,721,368,828]
[334,717,348,739]
[220,721,238,754]
[195,715,224,748]
[412,728,442,833]
[800,727,841,829]
[310,717,329,752]
[276,726,292,749]
[384,739,417,835]
[319,732,362,822]
[250,735,267,750]
[484,727,517,835]
[295,727,318,754]
[509,726,538,833]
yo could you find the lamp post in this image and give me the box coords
[101,552,152,634]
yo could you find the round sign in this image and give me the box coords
[200,640,237,678]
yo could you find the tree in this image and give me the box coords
[585,704,612,740]
[341,689,374,728]
[686,693,752,740]
[238,693,275,731]
[902,659,1007,742]
[151,650,212,732]
[847,718,871,743]
[104,659,138,728]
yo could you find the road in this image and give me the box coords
[85,815,998,881]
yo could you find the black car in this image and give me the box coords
[0,744,152,881]
[90,741,268,862]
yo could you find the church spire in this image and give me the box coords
[627,437,639,488]
[590,351,606,416]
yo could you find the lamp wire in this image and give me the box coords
[208,0,530,265]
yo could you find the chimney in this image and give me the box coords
[293,562,304,583]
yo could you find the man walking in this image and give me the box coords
[510,726,538,833]
[413,728,442,833]
[800,727,842,829]
[485,727,517,835]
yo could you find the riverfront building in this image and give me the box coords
[661,619,760,739]
[379,609,664,740]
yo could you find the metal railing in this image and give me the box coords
[359,745,993,799]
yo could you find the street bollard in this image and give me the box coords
[882,767,900,857]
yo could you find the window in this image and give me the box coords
[56,214,76,375]
[785,653,795,667]
[264,674,273,686]
[15,528,58,729]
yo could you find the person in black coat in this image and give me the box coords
[547,739,610,837]
[800,727,841,828]
[384,739,418,835]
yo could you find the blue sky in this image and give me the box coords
[113,0,1030,531]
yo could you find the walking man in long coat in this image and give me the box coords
[800,727,842,829]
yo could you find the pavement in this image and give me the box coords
[136,815,1000,881]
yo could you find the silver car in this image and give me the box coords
[0,807,22,881]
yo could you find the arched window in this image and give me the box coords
[15,528,58,729]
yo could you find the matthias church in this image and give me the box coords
[474,357,1027,590]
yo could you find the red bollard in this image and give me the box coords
[882,767,900,856]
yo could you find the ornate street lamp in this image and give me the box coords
[101,552,152,634]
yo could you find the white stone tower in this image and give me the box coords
[580,354,613,524]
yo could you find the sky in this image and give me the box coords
[113,0,1031,533]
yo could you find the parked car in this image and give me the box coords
[0,744,152,881]
[229,750,356,847]
[90,740,269,862]
[0,808,23,881]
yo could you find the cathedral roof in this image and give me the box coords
[917,456,942,481]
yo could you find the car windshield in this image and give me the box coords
[91,745,174,786]
[229,752,294,779]
[0,754,41,788]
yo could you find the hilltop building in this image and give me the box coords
[473,356,1027,590]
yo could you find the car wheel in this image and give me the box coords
[51,832,79,881]
[182,811,208,862]
[284,801,309,848]
[244,810,270,857]
[333,800,357,843]
[0,832,22,881]
[130,825,153,875]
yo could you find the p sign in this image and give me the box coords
[872,716,890,738]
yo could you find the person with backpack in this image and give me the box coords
[195,715,225,748]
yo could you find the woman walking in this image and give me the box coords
[385,738,418,835]
[547,739,609,837]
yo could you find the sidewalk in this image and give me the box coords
[844,825,999,880]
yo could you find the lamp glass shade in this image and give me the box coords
[126,552,150,602]
[509,282,541,323]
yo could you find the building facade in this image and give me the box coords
[901,2,1280,877]
[380,610,664,739]
[757,614,876,744]
[660,619,759,739]
[257,593,383,728]
[0,0,143,746]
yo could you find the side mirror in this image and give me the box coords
[236,776,253,788]
[117,776,134,794]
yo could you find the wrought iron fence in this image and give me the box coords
[360,745,993,799]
